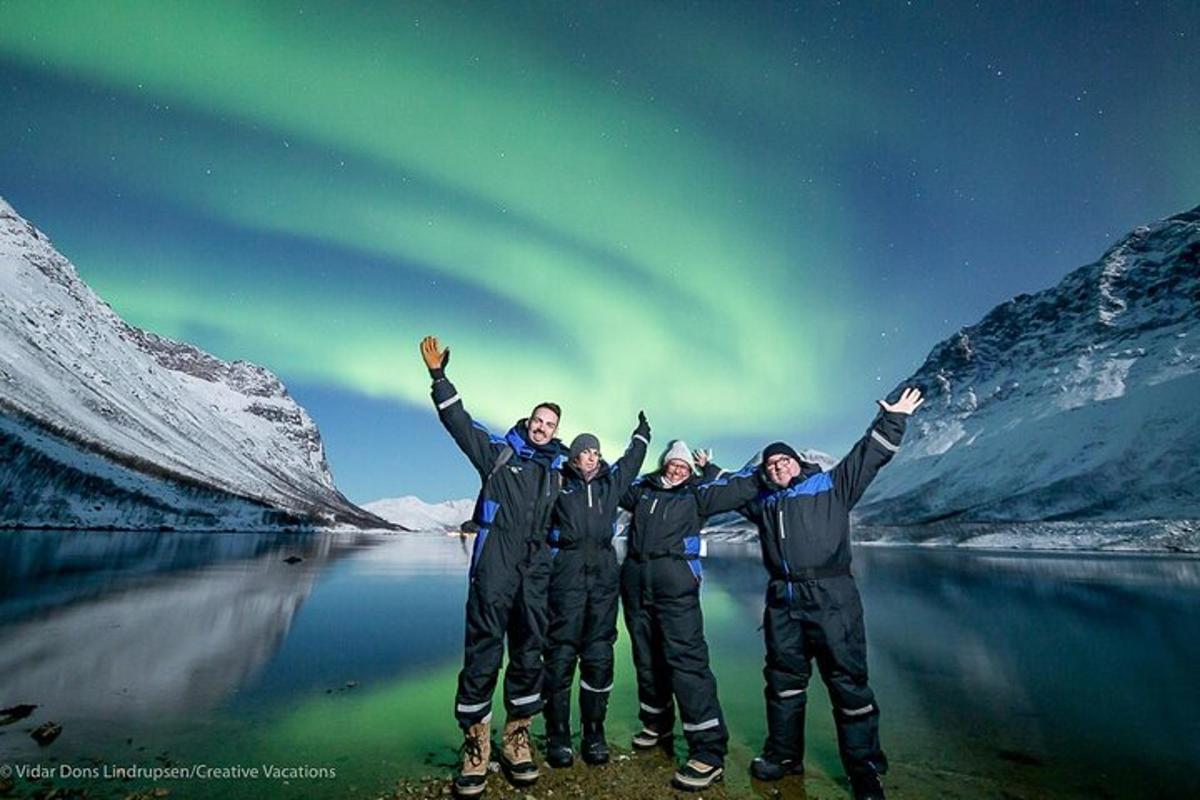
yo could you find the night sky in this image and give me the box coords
[1,1,1197,503]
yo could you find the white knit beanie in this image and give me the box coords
[659,440,696,474]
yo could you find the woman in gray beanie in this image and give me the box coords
[542,413,651,768]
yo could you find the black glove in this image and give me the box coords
[634,410,651,441]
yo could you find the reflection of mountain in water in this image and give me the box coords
[0,530,341,622]
[0,531,375,725]
[703,544,1200,797]
[864,549,1200,794]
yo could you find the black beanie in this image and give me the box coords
[762,441,801,464]
[569,433,601,461]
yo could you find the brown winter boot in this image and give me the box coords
[499,716,539,785]
[452,720,490,797]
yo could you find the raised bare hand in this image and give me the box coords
[420,335,450,371]
[878,386,924,415]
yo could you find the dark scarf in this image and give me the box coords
[506,420,567,471]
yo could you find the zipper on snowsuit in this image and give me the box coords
[778,507,795,605]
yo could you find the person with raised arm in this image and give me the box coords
[420,335,568,798]
[542,412,651,768]
[737,387,924,800]
[619,441,760,791]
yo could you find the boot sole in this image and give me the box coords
[498,755,540,785]
[750,767,805,782]
[750,760,805,782]
[631,735,674,751]
[451,778,487,798]
[672,767,725,791]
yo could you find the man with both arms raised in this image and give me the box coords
[736,386,923,800]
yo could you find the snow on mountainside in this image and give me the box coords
[364,496,474,531]
[0,197,391,530]
[857,204,1200,527]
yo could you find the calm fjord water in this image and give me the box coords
[1,531,1197,799]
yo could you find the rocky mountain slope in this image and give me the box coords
[857,204,1200,526]
[0,197,390,530]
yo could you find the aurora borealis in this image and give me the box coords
[1,2,1197,502]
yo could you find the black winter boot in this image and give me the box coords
[850,771,886,800]
[749,751,804,781]
[581,721,609,765]
[544,721,574,769]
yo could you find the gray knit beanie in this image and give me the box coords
[569,433,601,462]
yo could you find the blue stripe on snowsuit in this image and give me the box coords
[762,471,834,507]
[683,534,703,581]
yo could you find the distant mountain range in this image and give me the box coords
[0,197,390,530]
[364,496,475,531]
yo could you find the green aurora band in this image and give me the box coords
[0,1,898,451]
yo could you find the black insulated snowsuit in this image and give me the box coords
[619,464,760,767]
[543,424,650,736]
[431,376,567,728]
[738,410,907,781]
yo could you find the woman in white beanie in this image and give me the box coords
[618,440,759,791]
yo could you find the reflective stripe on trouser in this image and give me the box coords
[544,558,620,730]
[621,558,728,766]
[454,553,550,728]
[622,561,673,732]
[763,577,887,778]
[762,584,809,762]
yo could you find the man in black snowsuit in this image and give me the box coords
[420,336,568,798]
[619,440,761,791]
[737,387,923,800]
[542,413,651,768]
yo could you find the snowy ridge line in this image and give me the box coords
[0,196,395,530]
[855,203,1200,527]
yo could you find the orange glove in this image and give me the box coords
[420,335,451,378]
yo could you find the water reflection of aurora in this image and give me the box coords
[1,533,1197,798]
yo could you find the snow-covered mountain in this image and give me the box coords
[364,496,474,531]
[857,204,1200,526]
[0,197,391,530]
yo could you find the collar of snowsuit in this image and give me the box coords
[505,420,567,470]
[564,459,610,484]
